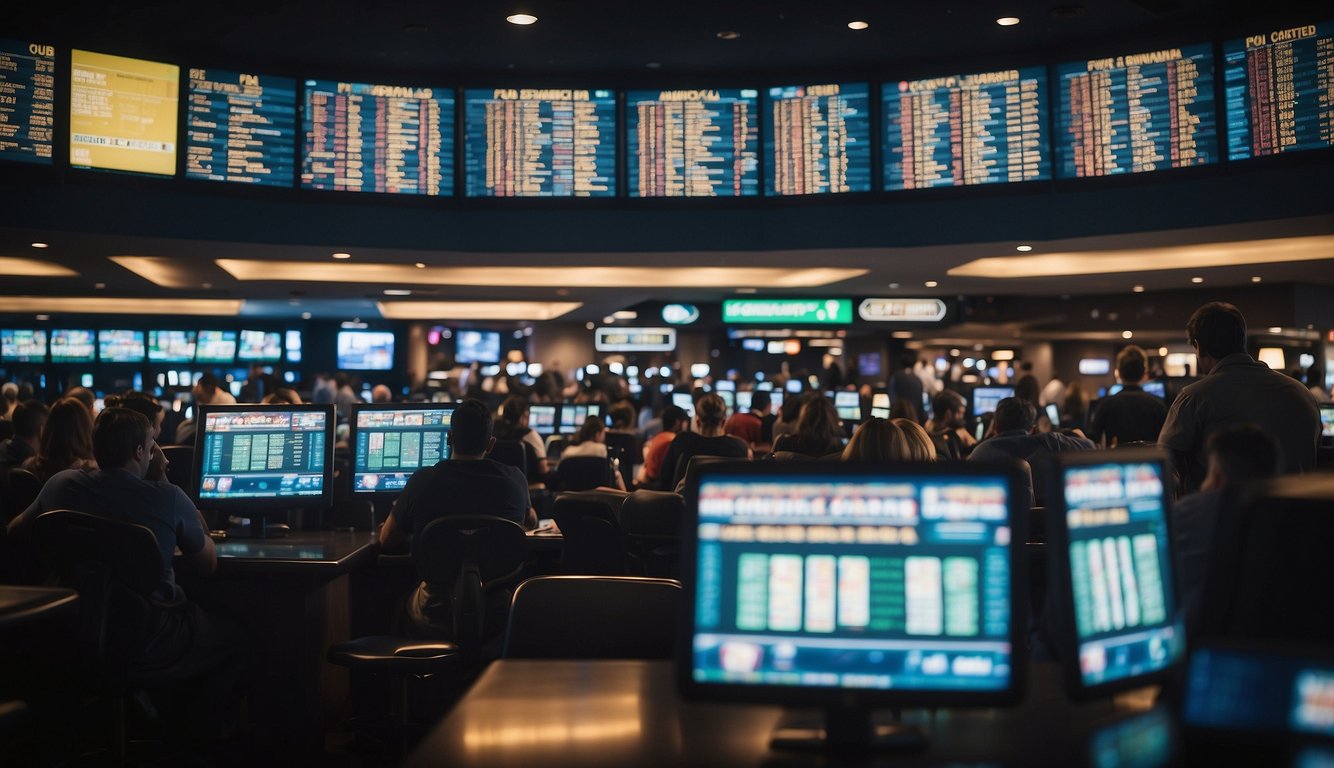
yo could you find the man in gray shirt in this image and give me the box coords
[1158,302,1319,495]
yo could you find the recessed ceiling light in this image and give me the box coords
[585,322,596,330]
[30,242,48,249]
[888,282,900,289]
[996,16,1021,26]
[383,289,412,296]
[1191,276,1204,283]
[736,287,758,294]
[602,316,615,324]
[924,280,938,288]
[1269,327,1283,333]
[414,262,426,269]
[35,314,49,321]
[847,20,869,30]
[612,310,638,320]
[1122,331,1134,339]
[0,257,77,277]
[1251,276,1262,283]
[716,30,740,40]
[1133,285,1145,293]
[1158,347,1169,357]
[506,13,537,25]
[332,252,352,260]
[1015,244,1033,252]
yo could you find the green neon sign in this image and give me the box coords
[722,299,853,325]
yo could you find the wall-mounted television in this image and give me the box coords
[237,330,282,362]
[338,330,395,371]
[195,330,237,364]
[1,329,47,362]
[454,329,500,364]
[49,330,95,363]
[97,329,146,363]
[148,330,196,363]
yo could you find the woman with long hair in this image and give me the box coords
[22,396,95,483]
[772,396,845,458]
[841,418,911,463]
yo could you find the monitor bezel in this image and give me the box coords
[677,459,1028,709]
[347,402,457,498]
[1047,447,1186,700]
[191,403,336,511]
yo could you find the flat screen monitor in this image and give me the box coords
[672,392,695,419]
[1320,405,1334,442]
[971,386,1014,417]
[193,404,334,513]
[302,79,454,195]
[285,330,302,364]
[785,379,803,394]
[529,404,557,436]
[185,68,296,186]
[714,380,736,392]
[717,390,735,411]
[49,329,95,363]
[735,391,753,412]
[1055,43,1217,178]
[69,50,178,177]
[871,392,891,420]
[237,330,282,362]
[883,66,1049,189]
[626,87,759,197]
[0,38,55,165]
[1142,380,1166,399]
[97,329,145,363]
[1,329,47,362]
[195,330,237,364]
[147,330,196,363]
[1182,642,1334,740]
[349,403,455,496]
[463,87,616,197]
[680,461,1025,747]
[769,391,784,411]
[1046,403,1062,428]
[558,403,602,433]
[834,391,862,422]
[1049,450,1186,697]
[1224,21,1334,160]
[764,82,872,195]
[337,331,394,371]
[455,329,500,364]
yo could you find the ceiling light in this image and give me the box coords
[1158,347,1169,357]
[0,257,77,277]
[30,242,48,249]
[1269,327,1283,333]
[1251,276,1262,283]
[1015,245,1033,252]
[716,31,740,40]
[376,301,581,321]
[736,288,758,294]
[35,314,49,321]
[612,310,638,320]
[216,260,865,289]
[332,252,352,260]
[847,20,869,30]
[506,13,537,25]
[110,256,209,288]
[996,17,1021,26]
[415,262,426,269]
[888,282,900,289]
[383,289,412,296]
[0,297,243,315]
[924,280,938,288]
[585,322,596,330]
[1133,285,1145,293]
[1191,276,1204,284]
[1122,331,1134,339]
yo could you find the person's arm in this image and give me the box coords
[378,507,408,551]
[176,495,216,575]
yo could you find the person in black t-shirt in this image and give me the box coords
[1088,345,1168,447]
[657,393,749,492]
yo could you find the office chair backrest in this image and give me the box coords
[554,455,614,492]
[674,454,740,496]
[552,492,627,575]
[503,576,682,659]
[414,515,528,649]
[489,440,528,480]
[620,490,684,578]
[2,468,42,520]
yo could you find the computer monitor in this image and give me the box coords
[671,392,696,420]
[971,386,1014,417]
[1142,380,1166,399]
[1182,641,1334,742]
[349,403,455,496]
[558,402,602,434]
[714,380,736,392]
[680,461,1026,750]
[870,392,890,420]
[192,404,335,536]
[736,391,753,412]
[834,391,862,422]
[785,379,803,394]
[717,390,735,411]
[1321,405,1334,446]
[528,404,557,436]
[1046,403,1062,428]
[1048,449,1186,698]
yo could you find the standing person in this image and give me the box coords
[1087,345,1168,447]
[1158,302,1320,495]
[889,355,925,424]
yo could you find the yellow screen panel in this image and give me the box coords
[69,49,178,175]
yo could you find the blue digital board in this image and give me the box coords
[0,38,55,165]
[764,83,872,195]
[627,88,759,197]
[186,68,297,186]
[1224,21,1334,160]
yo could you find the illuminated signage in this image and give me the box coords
[858,298,948,322]
[722,299,852,325]
[661,303,701,325]
[594,327,677,352]
[1078,358,1111,375]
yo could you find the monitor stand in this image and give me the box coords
[226,514,290,539]
[769,706,926,753]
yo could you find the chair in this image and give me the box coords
[673,454,741,496]
[604,432,641,488]
[1,468,42,520]
[552,491,629,575]
[553,455,615,492]
[620,490,683,577]
[488,440,528,481]
[502,576,681,659]
[31,509,166,762]
[159,445,194,493]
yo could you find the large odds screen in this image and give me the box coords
[764,83,872,195]
[302,79,454,195]
[1056,44,1217,177]
[186,68,297,186]
[69,50,179,176]
[627,88,759,197]
[1224,21,1334,160]
[464,88,617,197]
[883,67,1049,189]
[198,409,328,500]
[0,39,55,165]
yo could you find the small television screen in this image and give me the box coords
[337,331,395,371]
[834,390,862,421]
[148,330,196,363]
[237,330,282,362]
[193,405,334,510]
[1142,380,1166,399]
[454,330,500,364]
[529,404,557,436]
[1,329,47,362]
[285,330,302,364]
[558,403,602,433]
[463,87,616,197]
[0,38,55,165]
[785,379,803,394]
[1049,451,1186,697]
[186,68,297,186]
[671,392,695,419]
[870,392,891,420]
[735,391,752,412]
[972,386,1014,417]
[1182,642,1334,739]
[714,380,736,392]
[69,50,178,177]
[195,330,237,364]
[350,403,455,495]
[680,461,1024,709]
[49,329,95,363]
[98,330,145,363]
[627,87,759,197]
[764,83,872,195]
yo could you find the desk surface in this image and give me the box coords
[211,530,379,576]
[408,659,1166,768]
[0,586,78,631]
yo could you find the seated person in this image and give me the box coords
[21,397,96,483]
[924,390,977,460]
[723,391,772,453]
[378,398,536,639]
[656,393,750,492]
[771,396,845,458]
[635,405,687,488]
[969,397,1095,506]
[493,395,549,482]
[558,417,627,491]
[895,417,937,462]
[0,399,47,475]
[841,418,912,463]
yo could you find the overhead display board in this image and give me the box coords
[1223,21,1334,160]
[186,67,297,186]
[764,83,872,195]
[69,49,179,176]
[723,299,853,325]
[627,88,759,197]
[883,67,1048,189]
[0,39,55,165]
[594,327,677,352]
[858,298,949,322]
